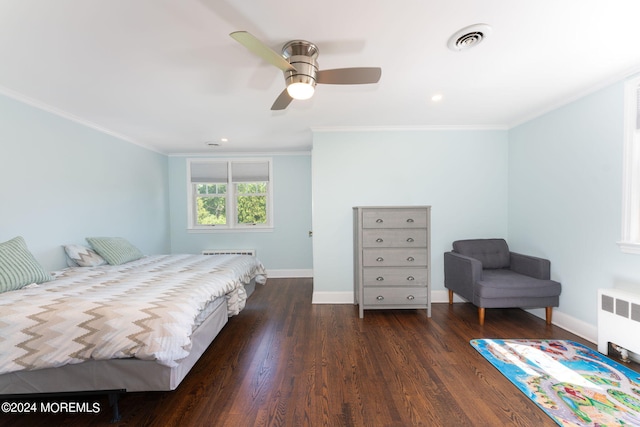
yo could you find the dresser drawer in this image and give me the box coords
[362,228,427,248]
[362,248,427,267]
[363,287,428,305]
[363,268,428,287]
[362,209,428,229]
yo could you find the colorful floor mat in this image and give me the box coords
[471,339,640,426]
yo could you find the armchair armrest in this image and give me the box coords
[444,252,483,301]
[509,252,551,280]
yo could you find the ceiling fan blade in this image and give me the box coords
[316,67,382,85]
[271,89,293,110]
[230,31,296,73]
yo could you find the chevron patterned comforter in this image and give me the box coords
[0,254,266,375]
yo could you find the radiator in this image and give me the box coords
[597,288,640,358]
[202,249,256,256]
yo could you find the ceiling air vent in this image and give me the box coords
[447,24,492,51]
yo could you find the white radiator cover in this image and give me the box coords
[597,288,640,357]
[202,249,256,256]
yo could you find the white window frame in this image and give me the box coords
[187,158,273,232]
[619,76,640,253]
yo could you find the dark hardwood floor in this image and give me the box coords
[1,278,636,426]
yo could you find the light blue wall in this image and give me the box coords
[509,80,640,326]
[0,93,170,271]
[6,64,639,332]
[167,154,313,271]
[312,129,509,295]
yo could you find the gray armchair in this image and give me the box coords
[444,238,561,325]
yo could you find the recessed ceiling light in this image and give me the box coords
[431,94,443,102]
[447,24,492,52]
[220,138,228,142]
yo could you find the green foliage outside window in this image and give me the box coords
[237,183,267,224]
[196,184,226,225]
[197,197,226,225]
[197,184,225,195]
[195,182,267,226]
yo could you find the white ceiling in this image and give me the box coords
[1,0,640,154]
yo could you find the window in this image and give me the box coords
[619,76,640,253]
[188,159,272,231]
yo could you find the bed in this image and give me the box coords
[0,239,266,419]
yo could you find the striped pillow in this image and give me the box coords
[0,236,53,293]
[86,237,144,265]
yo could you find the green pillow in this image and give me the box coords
[0,236,53,293]
[86,237,144,265]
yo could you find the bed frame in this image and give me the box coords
[0,280,257,421]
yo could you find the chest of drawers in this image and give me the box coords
[353,206,431,318]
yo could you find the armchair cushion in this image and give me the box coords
[452,238,510,269]
[477,270,561,299]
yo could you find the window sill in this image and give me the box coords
[188,226,274,234]
[618,241,640,254]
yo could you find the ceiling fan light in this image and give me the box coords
[287,82,315,100]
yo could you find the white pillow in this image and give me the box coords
[63,244,106,267]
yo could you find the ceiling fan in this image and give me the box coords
[230,31,382,110]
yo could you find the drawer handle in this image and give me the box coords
[376,295,384,301]
[376,276,384,281]
[406,237,414,242]
[376,219,383,223]
[406,218,414,223]
[407,276,415,281]
[376,238,384,243]
[407,256,415,262]
[407,295,415,300]
[376,257,384,262]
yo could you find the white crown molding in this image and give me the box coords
[508,65,640,128]
[0,84,164,155]
[6,61,640,156]
[311,124,509,133]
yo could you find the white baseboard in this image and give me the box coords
[432,289,465,303]
[525,307,597,344]
[311,289,599,346]
[266,269,313,278]
[433,290,598,343]
[312,291,354,304]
